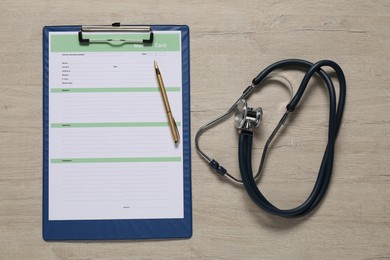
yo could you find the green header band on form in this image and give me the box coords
[50,122,182,128]
[51,33,180,52]
[51,157,182,163]
[51,87,180,93]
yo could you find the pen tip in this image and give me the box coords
[154,60,158,69]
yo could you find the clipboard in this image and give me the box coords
[42,24,191,240]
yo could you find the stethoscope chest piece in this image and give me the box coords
[234,99,263,130]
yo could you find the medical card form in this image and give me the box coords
[48,31,184,221]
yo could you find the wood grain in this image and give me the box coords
[0,0,389,259]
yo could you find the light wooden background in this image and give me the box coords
[1,0,389,259]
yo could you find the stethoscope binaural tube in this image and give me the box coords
[238,59,346,217]
[195,75,294,184]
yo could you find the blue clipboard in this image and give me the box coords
[42,24,191,240]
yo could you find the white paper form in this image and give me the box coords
[48,31,183,220]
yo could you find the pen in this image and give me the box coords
[154,61,180,144]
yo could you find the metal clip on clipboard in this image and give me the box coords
[78,22,154,44]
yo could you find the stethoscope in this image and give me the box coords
[195,59,346,218]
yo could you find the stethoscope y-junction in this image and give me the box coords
[195,59,346,218]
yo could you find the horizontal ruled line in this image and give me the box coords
[51,157,181,163]
[51,87,180,93]
[51,122,181,128]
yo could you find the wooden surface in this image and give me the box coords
[1,0,389,259]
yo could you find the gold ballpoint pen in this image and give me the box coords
[154,61,180,144]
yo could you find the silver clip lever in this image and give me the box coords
[78,22,154,44]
